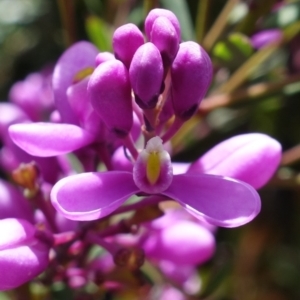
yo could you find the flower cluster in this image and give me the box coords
[0,8,282,297]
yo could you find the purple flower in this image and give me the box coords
[0,218,51,290]
[188,133,282,189]
[0,103,60,183]
[250,29,283,49]
[143,220,215,265]
[51,136,261,228]
[9,67,54,122]
[0,179,34,222]
[8,42,103,157]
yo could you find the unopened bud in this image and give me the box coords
[171,41,212,120]
[113,23,144,68]
[129,43,164,109]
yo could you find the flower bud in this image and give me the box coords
[88,60,133,138]
[95,52,115,66]
[129,43,164,109]
[145,8,181,42]
[113,23,144,68]
[143,220,215,265]
[0,218,50,290]
[171,41,212,120]
[150,17,179,68]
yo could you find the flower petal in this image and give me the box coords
[143,220,215,265]
[0,179,34,222]
[188,133,282,189]
[0,219,50,291]
[52,41,98,124]
[163,174,261,228]
[9,123,95,157]
[51,172,140,221]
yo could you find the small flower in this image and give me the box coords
[51,136,261,228]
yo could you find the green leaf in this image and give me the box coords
[213,41,232,61]
[228,33,253,57]
[85,15,112,51]
[212,33,253,69]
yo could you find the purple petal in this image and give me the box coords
[143,220,215,265]
[0,103,29,141]
[159,260,200,294]
[163,174,261,227]
[129,42,164,109]
[112,23,144,68]
[145,8,181,42]
[0,179,34,222]
[51,172,140,221]
[52,41,98,123]
[0,218,50,291]
[188,133,282,189]
[88,60,133,137]
[171,41,212,120]
[150,17,179,67]
[9,123,95,157]
[251,29,283,49]
[95,51,115,66]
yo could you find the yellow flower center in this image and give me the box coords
[73,67,94,83]
[146,151,161,185]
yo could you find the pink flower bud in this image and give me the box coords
[150,16,179,68]
[171,41,212,120]
[95,52,115,66]
[129,42,164,109]
[0,218,50,290]
[113,23,144,68]
[88,60,133,137]
[145,8,181,42]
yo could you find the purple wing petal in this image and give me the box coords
[188,133,281,189]
[52,41,98,124]
[51,172,140,221]
[9,123,95,157]
[0,179,34,222]
[163,174,261,228]
[0,219,49,291]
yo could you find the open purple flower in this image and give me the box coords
[51,136,260,228]
[8,42,101,157]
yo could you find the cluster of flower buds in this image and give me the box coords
[0,8,282,297]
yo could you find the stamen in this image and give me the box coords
[73,67,94,84]
[147,151,161,184]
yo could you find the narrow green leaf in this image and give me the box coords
[85,15,112,51]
